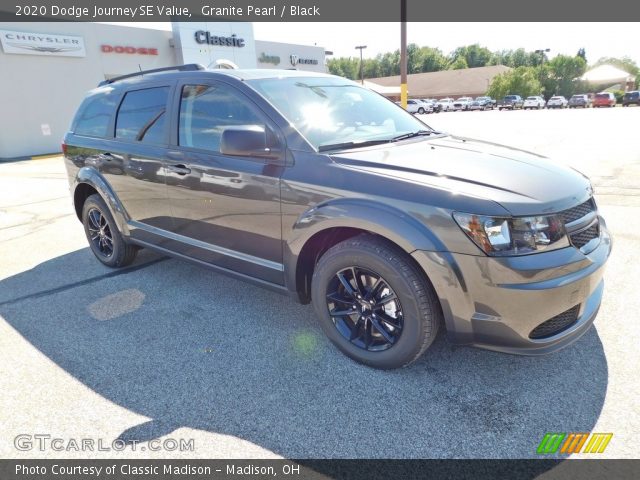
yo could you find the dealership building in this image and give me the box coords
[0,22,326,159]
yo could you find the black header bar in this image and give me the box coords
[1,0,639,22]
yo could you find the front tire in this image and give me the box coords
[311,235,441,369]
[82,194,138,268]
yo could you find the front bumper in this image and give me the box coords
[412,219,612,355]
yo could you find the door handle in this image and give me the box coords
[167,164,191,175]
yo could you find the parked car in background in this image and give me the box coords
[593,92,616,108]
[622,90,640,106]
[498,95,524,110]
[438,98,455,111]
[568,94,591,108]
[406,99,429,114]
[524,96,545,110]
[395,99,429,114]
[546,96,568,109]
[421,99,442,113]
[474,96,496,109]
[468,100,483,111]
[453,97,474,111]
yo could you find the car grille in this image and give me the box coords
[559,198,595,224]
[558,198,600,250]
[529,305,580,339]
[570,224,600,249]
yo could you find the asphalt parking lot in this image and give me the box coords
[1,107,639,460]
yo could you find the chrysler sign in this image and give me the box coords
[0,30,86,57]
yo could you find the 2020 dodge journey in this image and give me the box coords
[63,65,611,369]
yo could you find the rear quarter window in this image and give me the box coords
[73,93,118,137]
[115,87,170,143]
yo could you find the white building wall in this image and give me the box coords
[0,22,174,159]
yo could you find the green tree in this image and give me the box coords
[577,48,587,63]
[542,55,587,97]
[487,66,543,98]
[419,46,448,72]
[449,56,468,70]
[449,44,493,68]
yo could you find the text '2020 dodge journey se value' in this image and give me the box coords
[63,65,611,369]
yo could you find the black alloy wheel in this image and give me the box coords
[82,194,138,268]
[86,207,114,258]
[311,235,441,369]
[326,266,403,352]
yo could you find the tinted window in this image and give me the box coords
[74,94,118,137]
[179,84,265,152]
[116,87,169,142]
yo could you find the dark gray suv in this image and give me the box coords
[63,65,611,369]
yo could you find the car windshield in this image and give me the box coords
[247,76,431,150]
[551,97,562,100]
[526,97,538,100]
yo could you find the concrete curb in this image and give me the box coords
[0,153,62,163]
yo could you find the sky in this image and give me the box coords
[105,22,640,66]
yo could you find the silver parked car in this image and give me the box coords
[546,96,568,109]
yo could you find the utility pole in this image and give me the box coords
[400,0,407,108]
[355,45,367,85]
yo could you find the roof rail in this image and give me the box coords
[98,64,206,87]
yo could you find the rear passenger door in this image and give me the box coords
[105,83,176,243]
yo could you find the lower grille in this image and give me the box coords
[570,224,600,249]
[529,305,580,339]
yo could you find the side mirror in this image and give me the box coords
[220,125,282,161]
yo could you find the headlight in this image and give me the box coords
[453,212,569,256]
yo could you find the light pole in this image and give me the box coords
[355,45,367,85]
[535,48,551,97]
[535,48,550,65]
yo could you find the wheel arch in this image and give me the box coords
[73,167,129,235]
[285,199,445,304]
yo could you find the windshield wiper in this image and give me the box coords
[318,139,393,152]
[391,129,437,142]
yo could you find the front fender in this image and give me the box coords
[284,198,448,294]
[74,167,130,236]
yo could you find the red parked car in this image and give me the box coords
[593,92,616,108]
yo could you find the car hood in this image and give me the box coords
[330,135,592,216]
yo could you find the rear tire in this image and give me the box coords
[82,194,138,268]
[311,235,441,369]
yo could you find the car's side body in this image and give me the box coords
[64,68,611,361]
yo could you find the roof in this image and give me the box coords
[367,65,512,98]
[581,64,636,83]
[362,80,401,94]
